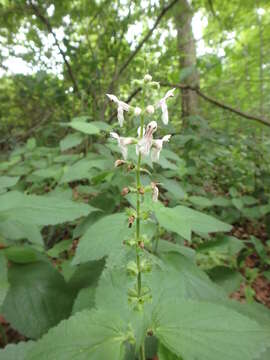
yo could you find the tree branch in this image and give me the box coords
[28,1,80,95]
[160,82,270,127]
[116,0,179,78]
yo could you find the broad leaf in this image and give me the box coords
[0,191,93,226]
[0,341,34,360]
[0,220,43,246]
[73,213,131,264]
[27,310,128,360]
[0,176,19,190]
[68,121,100,135]
[154,203,231,241]
[60,133,84,151]
[2,261,73,338]
[153,299,270,360]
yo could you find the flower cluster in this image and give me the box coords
[107,75,175,202]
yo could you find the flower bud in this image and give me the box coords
[121,187,130,196]
[146,105,155,114]
[134,107,142,116]
[114,159,126,167]
[144,74,152,82]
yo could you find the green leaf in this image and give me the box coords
[68,121,100,135]
[158,343,181,360]
[148,253,225,305]
[73,213,131,264]
[2,261,74,338]
[60,159,96,184]
[0,253,9,306]
[0,341,34,360]
[154,203,232,241]
[0,220,43,246]
[0,191,93,226]
[153,299,270,360]
[212,196,231,207]
[3,246,44,264]
[208,266,244,294]
[60,133,84,151]
[0,176,19,190]
[160,178,186,200]
[27,310,128,360]
[197,235,244,256]
[189,196,212,208]
[47,239,72,257]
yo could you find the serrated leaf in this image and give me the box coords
[153,203,231,241]
[0,341,34,360]
[68,121,100,135]
[27,310,128,360]
[0,191,93,226]
[73,213,131,264]
[153,299,270,360]
[60,133,84,151]
[2,261,74,338]
[60,159,96,184]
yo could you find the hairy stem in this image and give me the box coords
[136,110,145,360]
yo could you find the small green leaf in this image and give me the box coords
[0,176,19,190]
[60,133,84,151]
[68,121,100,135]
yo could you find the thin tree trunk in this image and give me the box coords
[175,0,199,126]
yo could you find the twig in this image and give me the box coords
[28,1,80,95]
[160,82,270,127]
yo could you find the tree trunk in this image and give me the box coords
[175,0,199,125]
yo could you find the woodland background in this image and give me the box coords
[0,0,270,353]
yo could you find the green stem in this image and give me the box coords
[136,106,146,360]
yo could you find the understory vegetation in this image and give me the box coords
[0,0,270,359]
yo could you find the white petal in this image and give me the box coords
[162,134,171,142]
[164,88,175,100]
[119,101,130,112]
[161,100,169,125]
[152,185,159,202]
[151,147,161,162]
[106,94,119,103]
[117,106,124,127]
[110,132,120,140]
[137,126,145,138]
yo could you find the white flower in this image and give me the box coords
[151,182,159,202]
[144,74,152,82]
[110,132,134,160]
[158,88,175,125]
[146,105,155,114]
[134,107,142,116]
[106,94,130,127]
[136,121,157,156]
[151,134,171,162]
